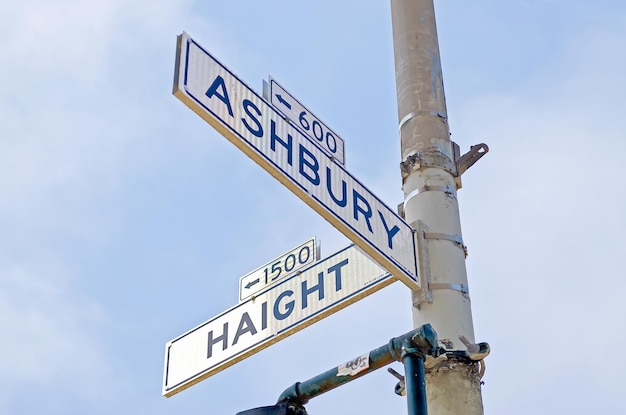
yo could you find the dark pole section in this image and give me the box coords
[276,324,437,406]
[403,352,428,415]
[277,343,396,405]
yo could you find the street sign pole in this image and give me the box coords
[390,1,488,414]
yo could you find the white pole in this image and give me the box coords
[390,1,485,414]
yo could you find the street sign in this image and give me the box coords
[173,32,419,292]
[263,77,346,165]
[163,244,394,397]
[239,237,320,302]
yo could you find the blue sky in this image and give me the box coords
[1,1,625,414]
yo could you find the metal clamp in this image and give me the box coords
[456,143,489,176]
[400,185,457,219]
[398,110,448,133]
[400,148,457,178]
[411,221,432,306]
[423,232,468,257]
[428,282,469,300]
[387,368,406,396]
[458,335,490,361]
[404,184,456,206]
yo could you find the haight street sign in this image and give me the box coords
[173,32,420,292]
[162,244,394,397]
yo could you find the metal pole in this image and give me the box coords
[402,352,428,415]
[276,324,437,407]
[390,1,485,414]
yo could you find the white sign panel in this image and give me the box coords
[173,33,419,291]
[163,244,394,397]
[264,77,346,165]
[239,238,319,302]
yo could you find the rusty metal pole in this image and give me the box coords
[390,1,485,414]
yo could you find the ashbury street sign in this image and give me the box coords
[162,244,394,397]
[173,32,420,292]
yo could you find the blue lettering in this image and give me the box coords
[379,211,401,249]
[241,99,263,137]
[302,272,324,309]
[232,312,257,345]
[327,258,349,291]
[353,190,373,232]
[261,301,268,330]
[205,75,233,117]
[299,144,320,185]
[274,290,295,320]
[326,166,347,207]
[207,322,228,358]
[271,120,293,165]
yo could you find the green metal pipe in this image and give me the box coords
[403,351,428,415]
[276,324,437,405]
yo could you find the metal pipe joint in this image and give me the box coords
[276,324,439,407]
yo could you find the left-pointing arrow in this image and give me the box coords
[275,94,292,110]
[245,278,260,289]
